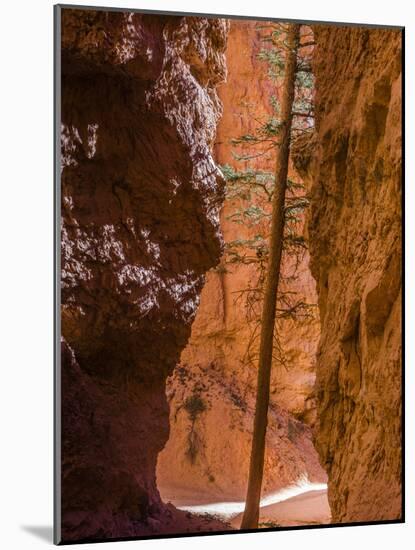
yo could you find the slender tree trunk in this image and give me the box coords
[241,24,300,530]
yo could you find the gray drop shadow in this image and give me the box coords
[21,525,53,544]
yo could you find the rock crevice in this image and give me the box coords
[157,20,326,505]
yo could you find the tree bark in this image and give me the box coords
[240,24,300,530]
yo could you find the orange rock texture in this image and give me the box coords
[157,20,325,503]
[293,25,402,522]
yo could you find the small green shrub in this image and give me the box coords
[183,393,206,464]
[184,394,206,422]
[259,521,282,528]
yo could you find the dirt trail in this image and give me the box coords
[233,489,330,528]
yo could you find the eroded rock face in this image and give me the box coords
[293,25,402,522]
[157,20,325,504]
[158,362,325,504]
[60,8,229,541]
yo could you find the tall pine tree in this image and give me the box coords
[240,23,302,530]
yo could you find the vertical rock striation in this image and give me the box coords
[60,8,229,541]
[293,25,402,522]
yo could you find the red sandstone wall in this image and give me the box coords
[293,25,402,522]
[60,9,229,541]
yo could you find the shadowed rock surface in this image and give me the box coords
[293,25,402,522]
[60,8,230,541]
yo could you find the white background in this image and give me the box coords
[0,0,412,548]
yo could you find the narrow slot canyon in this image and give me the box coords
[156,20,329,529]
[59,9,402,543]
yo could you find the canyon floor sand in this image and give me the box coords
[162,484,330,529]
[233,489,330,528]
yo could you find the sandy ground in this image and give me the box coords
[161,486,331,529]
[232,489,331,528]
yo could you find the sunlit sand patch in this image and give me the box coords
[176,475,327,520]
